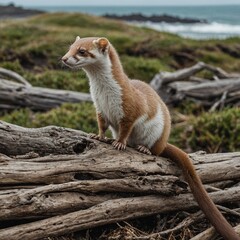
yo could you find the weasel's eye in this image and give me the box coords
[79,49,86,55]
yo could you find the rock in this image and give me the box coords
[103,13,207,24]
[0,3,44,19]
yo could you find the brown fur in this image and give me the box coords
[97,112,108,137]
[63,37,97,61]
[108,46,145,144]
[102,42,240,240]
[62,37,240,240]
[151,101,171,155]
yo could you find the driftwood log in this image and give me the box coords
[1,62,240,112]
[0,120,239,239]
[0,67,92,111]
[150,62,240,109]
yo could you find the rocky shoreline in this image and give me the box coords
[0,3,44,19]
[103,13,207,24]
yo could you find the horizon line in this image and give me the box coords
[12,3,240,7]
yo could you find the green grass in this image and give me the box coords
[189,107,240,153]
[121,55,170,82]
[170,107,240,153]
[1,103,98,133]
[27,70,89,92]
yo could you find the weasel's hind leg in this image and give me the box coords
[137,145,152,155]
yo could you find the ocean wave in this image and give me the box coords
[134,21,240,39]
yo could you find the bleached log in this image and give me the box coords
[0,78,92,111]
[150,62,206,90]
[150,62,240,107]
[150,61,239,90]
[0,67,31,87]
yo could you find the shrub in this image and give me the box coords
[171,107,240,153]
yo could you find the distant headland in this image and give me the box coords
[0,3,44,19]
[103,13,207,24]
[0,3,207,24]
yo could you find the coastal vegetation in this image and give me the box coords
[1,9,240,240]
[1,12,240,153]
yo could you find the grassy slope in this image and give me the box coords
[1,12,240,152]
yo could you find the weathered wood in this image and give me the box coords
[150,62,205,89]
[0,121,240,184]
[0,186,239,240]
[0,149,178,185]
[1,148,239,185]
[0,176,187,220]
[0,121,239,239]
[150,61,240,108]
[0,78,92,111]
[0,120,91,156]
[175,78,240,99]
[0,67,31,87]
[150,62,239,90]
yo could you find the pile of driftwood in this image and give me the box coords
[0,64,240,239]
[150,62,240,111]
[0,120,240,240]
[1,62,240,112]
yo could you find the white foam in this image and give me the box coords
[133,21,240,39]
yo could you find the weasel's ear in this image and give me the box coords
[75,36,81,42]
[93,38,109,53]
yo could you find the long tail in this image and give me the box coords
[162,143,240,240]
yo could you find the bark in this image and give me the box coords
[0,120,90,156]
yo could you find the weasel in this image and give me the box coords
[62,36,240,240]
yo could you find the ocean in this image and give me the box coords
[30,5,240,39]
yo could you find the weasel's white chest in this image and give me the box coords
[89,77,124,127]
[128,106,165,148]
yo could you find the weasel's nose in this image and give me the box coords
[62,56,68,62]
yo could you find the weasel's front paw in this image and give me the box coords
[112,140,126,151]
[89,133,103,140]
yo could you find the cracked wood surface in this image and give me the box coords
[0,121,239,239]
[0,186,239,240]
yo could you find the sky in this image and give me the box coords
[1,0,240,6]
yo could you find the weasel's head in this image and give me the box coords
[62,36,110,69]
